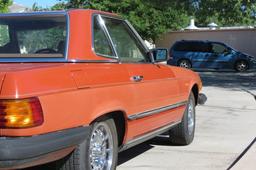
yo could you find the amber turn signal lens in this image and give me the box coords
[0,98,43,128]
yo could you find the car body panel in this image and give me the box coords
[0,9,203,169]
[0,63,195,141]
[67,10,119,61]
[123,63,184,141]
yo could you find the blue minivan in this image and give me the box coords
[167,40,255,72]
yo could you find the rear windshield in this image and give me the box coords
[0,14,67,58]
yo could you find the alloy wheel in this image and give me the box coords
[187,99,195,135]
[89,122,114,170]
[236,61,248,72]
[179,60,191,69]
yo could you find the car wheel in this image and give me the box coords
[178,59,192,69]
[56,119,118,170]
[235,60,249,72]
[169,93,196,145]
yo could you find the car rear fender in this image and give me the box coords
[90,110,128,146]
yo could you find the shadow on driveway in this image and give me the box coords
[197,70,256,92]
[118,143,154,166]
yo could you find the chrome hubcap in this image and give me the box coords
[90,123,113,170]
[187,99,195,135]
[237,62,247,71]
[179,61,190,68]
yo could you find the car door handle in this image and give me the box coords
[131,75,144,82]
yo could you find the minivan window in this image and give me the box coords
[174,41,211,52]
[173,42,190,51]
[211,43,227,54]
[0,15,67,58]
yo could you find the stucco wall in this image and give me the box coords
[156,29,256,57]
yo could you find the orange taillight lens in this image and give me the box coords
[0,98,43,128]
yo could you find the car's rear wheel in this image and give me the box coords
[169,93,196,145]
[178,59,192,69]
[56,119,118,170]
[235,60,249,72]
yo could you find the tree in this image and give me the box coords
[31,2,52,11]
[51,1,67,10]
[185,0,256,26]
[52,0,256,41]
[0,0,12,46]
[0,0,12,13]
[53,0,189,42]
[31,3,42,11]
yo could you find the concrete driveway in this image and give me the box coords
[23,71,256,170]
[117,71,256,170]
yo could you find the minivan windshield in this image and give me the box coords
[0,14,67,58]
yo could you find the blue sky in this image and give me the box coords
[14,0,59,7]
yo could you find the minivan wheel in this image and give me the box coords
[169,93,195,145]
[235,60,249,72]
[56,119,118,170]
[178,59,192,69]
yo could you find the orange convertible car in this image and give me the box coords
[0,10,205,170]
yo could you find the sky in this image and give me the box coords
[14,0,59,7]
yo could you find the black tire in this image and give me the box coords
[178,59,192,69]
[169,93,196,145]
[234,60,249,72]
[56,119,118,170]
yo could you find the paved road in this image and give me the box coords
[232,137,256,170]
[117,71,256,170]
[24,71,256,170]
[198,70,256,93]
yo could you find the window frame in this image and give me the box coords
[92,14,118,59]
[211,42,227,54]
[0,12,69,62]
[124,19,152,63]
[92,14,152,64]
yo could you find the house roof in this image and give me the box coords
[8,2,30,13]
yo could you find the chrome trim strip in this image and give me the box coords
[91,14,119,60]
[97,15,119,59]
[0,12,69,63]
[0,11,67,17]
[119,121,181,152]
[96,15,151,64]
[65,13,70,60]
[0,60,119,63]
[68,59,119,63]
[125,20,149,52]
[125,20,154,63]
[128,101,187,121]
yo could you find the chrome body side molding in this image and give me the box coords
[128,101,187,121]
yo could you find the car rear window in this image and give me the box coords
[0,14,67,58]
